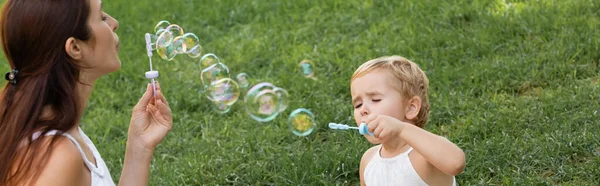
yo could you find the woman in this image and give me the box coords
[0,0,173,185]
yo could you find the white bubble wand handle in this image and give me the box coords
[328,122,374,136]
[144,33,158,98]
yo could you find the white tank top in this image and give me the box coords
[32,127,115,186]
[364,145,457,186]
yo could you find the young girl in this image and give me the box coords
[0,0,173,185]
[351,56,465,186]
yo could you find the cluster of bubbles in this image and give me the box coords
[201,59,316,136]
[146,21,240,113]
[149,20,202,61]
[148,20,318,136]
[199,54,243,114]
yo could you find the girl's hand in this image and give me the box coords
[365,114,407,142]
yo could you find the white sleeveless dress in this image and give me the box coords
[364,145,457,186]
[32,127,115,186]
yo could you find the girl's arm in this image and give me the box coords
[400,124,465,175]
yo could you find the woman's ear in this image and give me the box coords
[405,96,422,120]
[65,37,84,60]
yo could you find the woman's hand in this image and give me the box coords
[128,81,173,151]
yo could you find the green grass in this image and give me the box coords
[1,0,600,185]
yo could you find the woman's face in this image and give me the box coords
[78,0,120,81]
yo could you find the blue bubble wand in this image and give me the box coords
[328,122,374,136]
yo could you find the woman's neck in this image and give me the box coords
[76,82,94,116]
[39,81,95,133]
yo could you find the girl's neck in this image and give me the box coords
[380,136,410,158]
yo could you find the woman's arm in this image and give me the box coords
[118,140,154,186]
[118,82,172,186]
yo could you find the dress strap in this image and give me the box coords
[403,147,414,155]
[35,130,102,175]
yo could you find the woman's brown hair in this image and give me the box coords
[0,0,92,184]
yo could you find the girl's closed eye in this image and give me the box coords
[354,103,362,109]
[372,99,381,103]
[102,13,107,21]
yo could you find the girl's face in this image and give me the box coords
[351,69,408,144]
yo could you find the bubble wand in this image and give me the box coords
[328,122,374,136]
[144,33,159,98]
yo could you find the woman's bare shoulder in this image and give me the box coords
[22,135,88,186]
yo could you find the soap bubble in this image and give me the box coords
[212,101,232,114]
[152,21,170,49]
[200,62,230,88]
[155,24,184,49]
[172,36,186,54]
[154,20,171,34]
[288,108,316,136]
[166,24,184,37]
[200,53,220,69]
[181,33,202,58]
[173,33,201,56]
[156,30,173,49]
[298,59,315,78]
[156,42,177,61]
[236,73,250,88]
[205,78,240,106]
[245,82,280,122]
